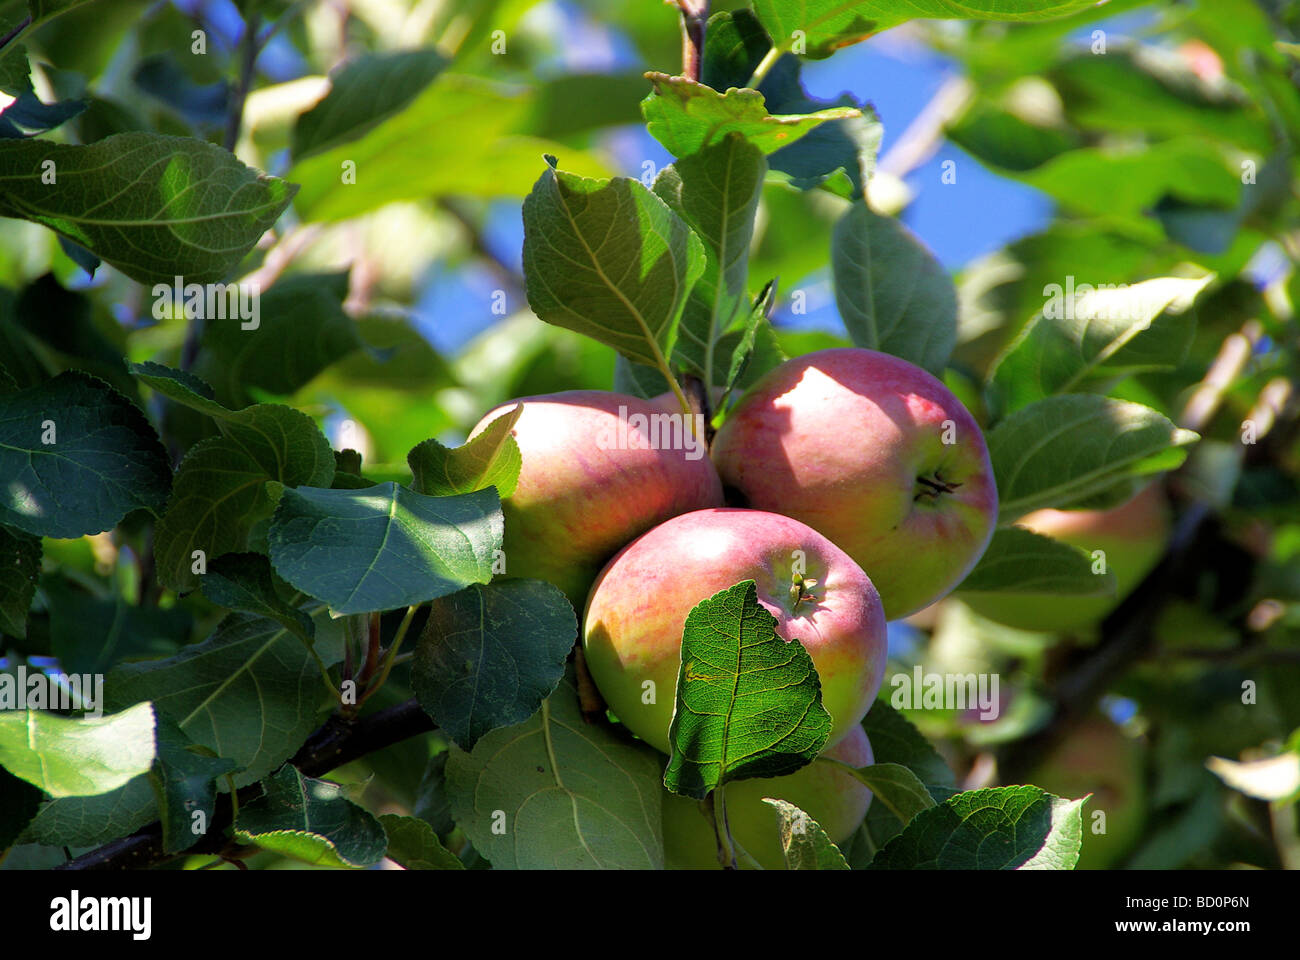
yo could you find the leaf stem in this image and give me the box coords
[745,46,782,90]
[358,604,420,707]
[711,785,738,869]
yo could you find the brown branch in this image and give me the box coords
[676,0,710,82]
[56,699,437,871]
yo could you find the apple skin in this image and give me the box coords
[710,348,998,620]
[960,483,1171,633]
[663,725,874,869]
[582,507,888,756]
[470,391,723,608]
[1024,714,1146,869]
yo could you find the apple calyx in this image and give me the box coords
[914,471,963,502]
[789,572,821,610]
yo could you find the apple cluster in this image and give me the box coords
[465,346,1007,867]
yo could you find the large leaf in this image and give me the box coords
[831,202,957,375]
[751,0,1103,60]
[0,371,171,538]
[412,580,576,751]
[0,133,293,284]
[267,484,502,615]
[20,774,158,847]
[866,786,1086,869]
[653,135,766,384]
[107,610,336,787]
[289,74,610,222]
[0,702,155,798]
[521,160,705,371]
[191,271,362,407]
[133,362,335,592]
[663,580,832,801]
[987,274,1215,416]
[445,671,665,869]
[761,798,850,869]
[233,766,388,868]
[292,49,447,160]
[988,395,1198,521]
[642,73,857,158]
[407,403,522,499]
[957,526,1117,596]
[0,527,40,638]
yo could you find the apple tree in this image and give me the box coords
[0,0,1297,874]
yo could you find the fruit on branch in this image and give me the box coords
[662,725,875,870]
[711,348,999,620]
[582,507,888,755]
[471,390,723,607]
[1025,712,1146,869]
[960,483,1171,632]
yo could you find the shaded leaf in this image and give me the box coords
[379,813,464,870]
[0,527,40,638]
[148,714,238,855]
[201,552,315,641]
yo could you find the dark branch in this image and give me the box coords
[56,699,436,871]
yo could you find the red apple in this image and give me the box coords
[710,348,998,620]
[663,724,874,869]
[582,507,888,755]
[470,391,723,607]
[960,483,1171,632]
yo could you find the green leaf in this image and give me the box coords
[0,702,156,798]
[413,580,576,751]
[133,362,335,592]
[831,760,935,827]
[191,271,362,407]
[233,766,388,868]
[642,73,858,158]
[760,798,850,869]
[757,53,882,196]
[724,279,780,394]
[0,371,172,538]
[990,396,1198,521]
[20,774,157,847]
[0,766,41,851]
[521,161,706,371]
[653,135,766,385]
[44,579,191,674]
[288,74,610,222]
[201,552,315,641]
[267,484,502,615]
[664,580,832,801]
[108,610,336,787]
[861,700,954,790]
[752,0,1102,59]
[831,202,957,375]
[987,274,1215,416]
[0,133,294,284]
[957,526,1118,596]
[378,813,464,870]
[292,49,447,160]
[866,786,1086,869]
[327,312,457,391]
[0,527,40,638]
[407,403,522,499]
[148,714,238,855]
[445,670,665,869]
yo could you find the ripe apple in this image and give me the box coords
[1024,713,1146,869]
[663,724,874,869]
[582,507,888,755]
[470,390,723,607]
[710,348,998,620]
[959,483,1171,633]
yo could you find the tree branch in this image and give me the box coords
[676,0,709,82]
[56,699,437,871]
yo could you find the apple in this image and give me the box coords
[959,483,1171,632]
[582,507,888,755]
[663,724,874,869]
[710,348,998,620]
[1024,713,1146,869]
[470,390,723,607]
